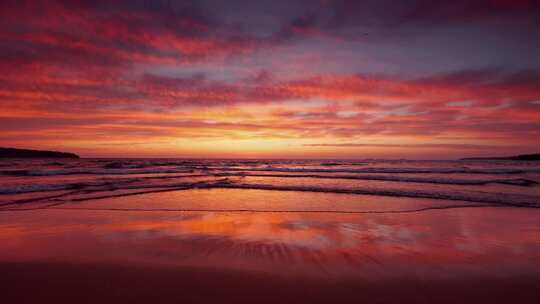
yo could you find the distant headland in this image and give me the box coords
[0,147,80,159]
[461,154,540,161]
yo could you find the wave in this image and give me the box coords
[202,167,540,175]
[2,159,539,210]
[3,178,538,209]
[214,183,540,208]
[2,171,537,197]
[0,174,213,195]
[0,184,72,194]
[103,162,146,169]
[0,180,136,194]
[1,169,538,198]
[2,164,540,177]
[215,173,539,186]
[0,168,194,177]
[0,179,232,206]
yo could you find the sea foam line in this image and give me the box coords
[214,173,539,186]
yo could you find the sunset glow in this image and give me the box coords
[2,3,540,303]
[2,0,540,158]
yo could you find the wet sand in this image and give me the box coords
[1,189,540,303]
[3,262,540,304]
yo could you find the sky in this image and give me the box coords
[1,0,540,159]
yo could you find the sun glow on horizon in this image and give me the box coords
[1,0,539,158]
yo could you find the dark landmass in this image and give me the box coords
[462,154,540,161]
[0,147,80,159]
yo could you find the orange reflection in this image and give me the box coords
[1,205,539,278]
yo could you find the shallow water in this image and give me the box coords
[1,158,540,207]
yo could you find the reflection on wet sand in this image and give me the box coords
[1,189,540,303]
[1,208,539,278]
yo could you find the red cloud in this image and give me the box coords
[1,1,540,157]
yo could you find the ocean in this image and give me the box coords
[1,158,539,209]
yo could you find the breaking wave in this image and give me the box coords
[1,159,539,209]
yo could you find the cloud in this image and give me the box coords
[0,0,276,73]
[304,143,516,150]
[2,67,540,141]
[267,0,540,43]
[1,1,540,157]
